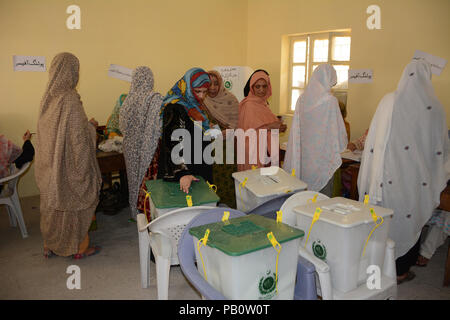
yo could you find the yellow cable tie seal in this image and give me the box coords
[197,228,210,280]
[362,208,384,257]
[276,210,283,223]
[251,165,257,170]
[285,189,292,194]
[222,211,230,222]
[239,177,249,211]
[206,181,217,193]
[308,194,318,203]
[364,195,370,205]
[291,169,296,177]
[305,207,322,248]
[267,232,281,294]
[186,195,193,207]
[143,191,151,220]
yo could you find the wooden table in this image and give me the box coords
[96,151,126,180]
[96,150,127,190]
[340,158,361,200]
[96,150,129,212]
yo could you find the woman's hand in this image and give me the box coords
[347,142,357,152]
[264,120,284,130]
[180,175,199,194]
[23,130,32,141]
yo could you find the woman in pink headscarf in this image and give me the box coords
[237,71,286,171]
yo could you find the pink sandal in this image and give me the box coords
[72,246,102,260]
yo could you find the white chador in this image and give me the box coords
[283,64,348,192]
[358,60,450,259]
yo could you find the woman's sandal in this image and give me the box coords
[415,255,429,267]
[397,270,416,285]
[72,245,102,260]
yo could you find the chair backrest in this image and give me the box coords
[0,162,31,196]
[177,207,246,300]
[245,193,293,220]
[143,206,218,253]
[0,162,31,185]
[279,191,329,227]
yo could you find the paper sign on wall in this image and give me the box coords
[348,69,373,83]
[13,55,46,72]
[213,66,253,102]
[108,64,132,82]
[412,50,447,76]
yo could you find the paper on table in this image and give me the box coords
[108,64,132,82]
[341,149,362,162]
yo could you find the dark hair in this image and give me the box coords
[338,100,347,118]
[243,69,269,97]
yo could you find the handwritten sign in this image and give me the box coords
[348,69,373,83]
[213,66,253,102]
[108,64,132,82]
[412,50,447,76]
[13,56,46,72]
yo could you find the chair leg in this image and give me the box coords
[138,233,150,288]
[444,239,450,287]
[6,204,17,227]
[383,239,396,280]
[155,253,171,300]
[11,193,28,238]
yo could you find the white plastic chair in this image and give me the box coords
[280,190,397,300]
[136,206,217,299]
[0,162,31,238]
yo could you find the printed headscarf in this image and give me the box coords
[0,135,22,178]
[35,52,101,212]
[160,67,211,131]
[243,69,269,98]
[106,93,127,137]
[203,70,239,129]
[35,52,101,256]
[119,66,163,218]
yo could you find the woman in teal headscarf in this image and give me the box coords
[158,67,214,193]
[106,93,127,138]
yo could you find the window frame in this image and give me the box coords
[287,30,351,112]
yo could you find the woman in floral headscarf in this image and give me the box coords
[120,66,163,220]
[35,52,102,259]
[158,67,213,193]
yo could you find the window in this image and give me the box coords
[288,31,351,111]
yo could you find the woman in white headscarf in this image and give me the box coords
[283,64,348,196]
[357,59,450,283]
[120,66,163,220]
